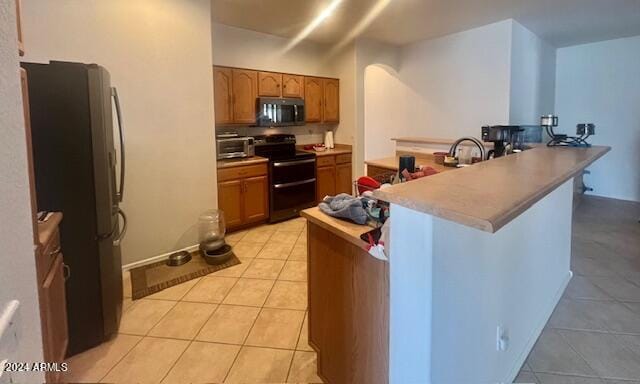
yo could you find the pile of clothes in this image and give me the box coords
[318,193,375,225]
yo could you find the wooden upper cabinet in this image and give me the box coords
[212,66,339,126]
[232,69,257,124]
[16,0,24,56]
[305,77,323,123]
[258,72,282,97]
[323,78,340,123]
[282,74,304,98]
[213,67,233,125]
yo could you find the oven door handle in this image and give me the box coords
[273,159,316,167]
[273,178,316,189]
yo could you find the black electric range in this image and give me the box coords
[254,134,317,222]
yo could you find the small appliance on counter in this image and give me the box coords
[216,132,255,160]
[541,115,595,147]
[481,126,525,158]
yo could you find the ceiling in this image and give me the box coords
[211,0,640,48]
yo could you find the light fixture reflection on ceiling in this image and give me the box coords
[281,0,343,54]
[330,0,392,54]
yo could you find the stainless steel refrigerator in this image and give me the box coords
[22,61,127,356]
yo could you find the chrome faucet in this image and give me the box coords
[448,137,487,162]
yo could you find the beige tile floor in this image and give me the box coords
[63,217,322,384]
[62,196,640,384]
[516,196,640,384]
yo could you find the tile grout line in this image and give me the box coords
[96,335,146,383]
[157,339,193,384]
[222,227,284,383]
[555,328,607,382]
[223,235,300,383]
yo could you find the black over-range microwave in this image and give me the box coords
[256,97,305,127]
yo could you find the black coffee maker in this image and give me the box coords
[481,125,525,158]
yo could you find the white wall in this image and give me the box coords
[0,1,44,381]
[556,35,640,202]
[509,21,557,125]
[362,20,514,164]
[211,22,336,144]
[400,20,513,139]
[22,0,217,265]
[364,65,409,160]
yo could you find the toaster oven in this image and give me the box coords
[216,134,255,160]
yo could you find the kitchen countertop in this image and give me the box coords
[217,156,269,169]
[300,207,371,248]
[297,144,352,157]
[365,152,453,173]
[373,146,610,233]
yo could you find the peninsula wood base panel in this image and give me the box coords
[307,222,389,384]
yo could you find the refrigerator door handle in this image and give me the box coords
[113,208,127,246]
[111,87,125,203]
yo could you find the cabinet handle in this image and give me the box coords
[49,246,61,257]
[63,264,71,281]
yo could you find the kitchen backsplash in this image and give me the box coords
[216,124,330,145]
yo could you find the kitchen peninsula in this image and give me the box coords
[301,145,610,384]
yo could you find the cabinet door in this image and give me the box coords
[41,254,69,367]
[282,74,304,98]
[305,77,323,123]
[336,163,352,195]
[243,176,269,223]
[218,180,243,229]
[316,166,336,202]
[232,69,258,124]
[213,67,233,125]
[323,78,340,123]
[258,72,282,97]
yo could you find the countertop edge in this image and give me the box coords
[301,207,370,248]
[373,146,610,233]
[217,156,269,169]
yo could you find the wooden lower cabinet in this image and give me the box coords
[315,153,352,202]
[218,180,243,228]
[366,164,393,179]
[41,254,68,383]
[316,166,336,202]
[217,164,268,230]
[307,222,389,384]
[335,162,352,195]
[243,176,269,224]
[36,213,68,383]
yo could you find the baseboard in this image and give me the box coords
[505,271,573,383]
[121,244,200,271]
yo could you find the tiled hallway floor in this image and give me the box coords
[63,196,640,384]
[516,196,640,384]
[63,217,322,384]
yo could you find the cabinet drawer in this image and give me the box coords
[38,228,61,284]
[316,156,335,167]
[218,163,268,182]
[335,153,352,164]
